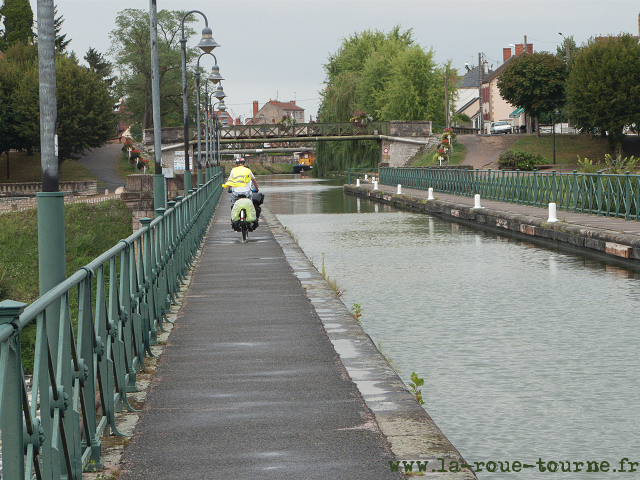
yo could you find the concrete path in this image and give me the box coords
[78,143,125,192]
[117,202,407,480]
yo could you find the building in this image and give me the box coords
[454,63,492,130]
[480,43,532,132]
[249,99,305,124]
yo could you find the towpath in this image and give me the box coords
[116,199,473,479]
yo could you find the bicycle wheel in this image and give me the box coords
[240,210,248,242]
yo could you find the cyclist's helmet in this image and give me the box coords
[236,158,246,166]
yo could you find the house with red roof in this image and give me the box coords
[249,99,304,124]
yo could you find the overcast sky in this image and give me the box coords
[27,0,640,122]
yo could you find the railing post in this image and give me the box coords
[552,170,557,205]
[597,171,603,216]
[348,168,351,186]
[0,300,28,480]
[625,171,631,220]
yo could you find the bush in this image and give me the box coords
[498,150,546,171]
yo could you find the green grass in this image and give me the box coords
[0,151,100,183]
[0,199,133,372]
[411,142,466,167]
[509,134,611,169]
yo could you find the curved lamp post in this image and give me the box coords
[209,97,227,166]
[180,10,219,194]
[195,54,223,186]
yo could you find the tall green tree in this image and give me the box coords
[0,0,33,52]
[1,50,115,161]
[84,46,115,87]
[53,5,70,54]
[316,26,448,174]
[109,9,200,134]
[497,52,567,136]
[567,35,640,154]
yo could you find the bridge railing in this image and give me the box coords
[220,121,390,140]
[379,167,640,220]
[0,167,223,479]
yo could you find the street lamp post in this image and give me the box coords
[150,0,165,215]
[195,54,223,186]
[180,10,219,195]
[214,99,227,165]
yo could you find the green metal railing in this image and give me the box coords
[347,168,380,186]
[0,167,223,479]
[378,167,640,220]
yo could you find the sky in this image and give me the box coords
[26,0,640,122]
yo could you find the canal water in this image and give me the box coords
[261,175,640,479]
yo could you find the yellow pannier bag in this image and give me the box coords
[231,198,256,222]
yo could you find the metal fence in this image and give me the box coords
[0,167,223,478]
[379,167,640,220]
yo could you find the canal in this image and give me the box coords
[261,174,640,479]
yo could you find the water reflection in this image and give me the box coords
[260,174,640,480]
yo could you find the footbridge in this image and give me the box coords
[218,121,437,166]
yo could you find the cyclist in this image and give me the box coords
[223,157,259,206]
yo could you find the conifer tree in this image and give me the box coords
[0,0,34,52]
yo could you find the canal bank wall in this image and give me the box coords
[345,184,640,265]
[265,207,478,479]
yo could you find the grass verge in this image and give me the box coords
[411,142,466,167]
[509,134,613,169]
[0,151,99,183]
[249,163,295,175]
[0,199,133,372]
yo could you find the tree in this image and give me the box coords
[0,0,33,52]
[109,9,200,135]
[316,26,449,174]
[566,35,640,154]
[84,46,115,87]
[53,5,71,54]
[497,52,567,136]
[5,53,115,160]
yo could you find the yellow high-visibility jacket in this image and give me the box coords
[222,166,252,188]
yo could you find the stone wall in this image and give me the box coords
[380,121,437,168]
[0,181,98,197]
[0,191,122,215]
[120,173,198,230]
[143,127,184,146]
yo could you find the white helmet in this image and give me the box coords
[236,157,246,166]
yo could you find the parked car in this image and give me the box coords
[490,121,512,134]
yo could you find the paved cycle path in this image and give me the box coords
[117,202,406,480]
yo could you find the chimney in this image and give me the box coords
[236,117,241,126]
[503,47,512,62]
[253,101,259,117]
[482,59,489,75]
[515,43,525,56]
[291,100,296,105]
[526,43,533,54]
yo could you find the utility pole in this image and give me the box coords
[478,53,483,133]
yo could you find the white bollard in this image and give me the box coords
[548,202,558,222]
[356,178,360,187]
[373,181,379,190]
[474,194,483,209]
[428,188,434,200]
[364,174,368,181]
[397,184,402,195]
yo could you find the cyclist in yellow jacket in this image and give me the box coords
[223,158,259,205]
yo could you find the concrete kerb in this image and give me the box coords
[345,184,640,263]
[262,206,477,479]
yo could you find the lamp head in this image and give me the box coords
[197,26,220,53]
[208,64,224,84]
[217,100,227,111]
[214,84,226,99]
